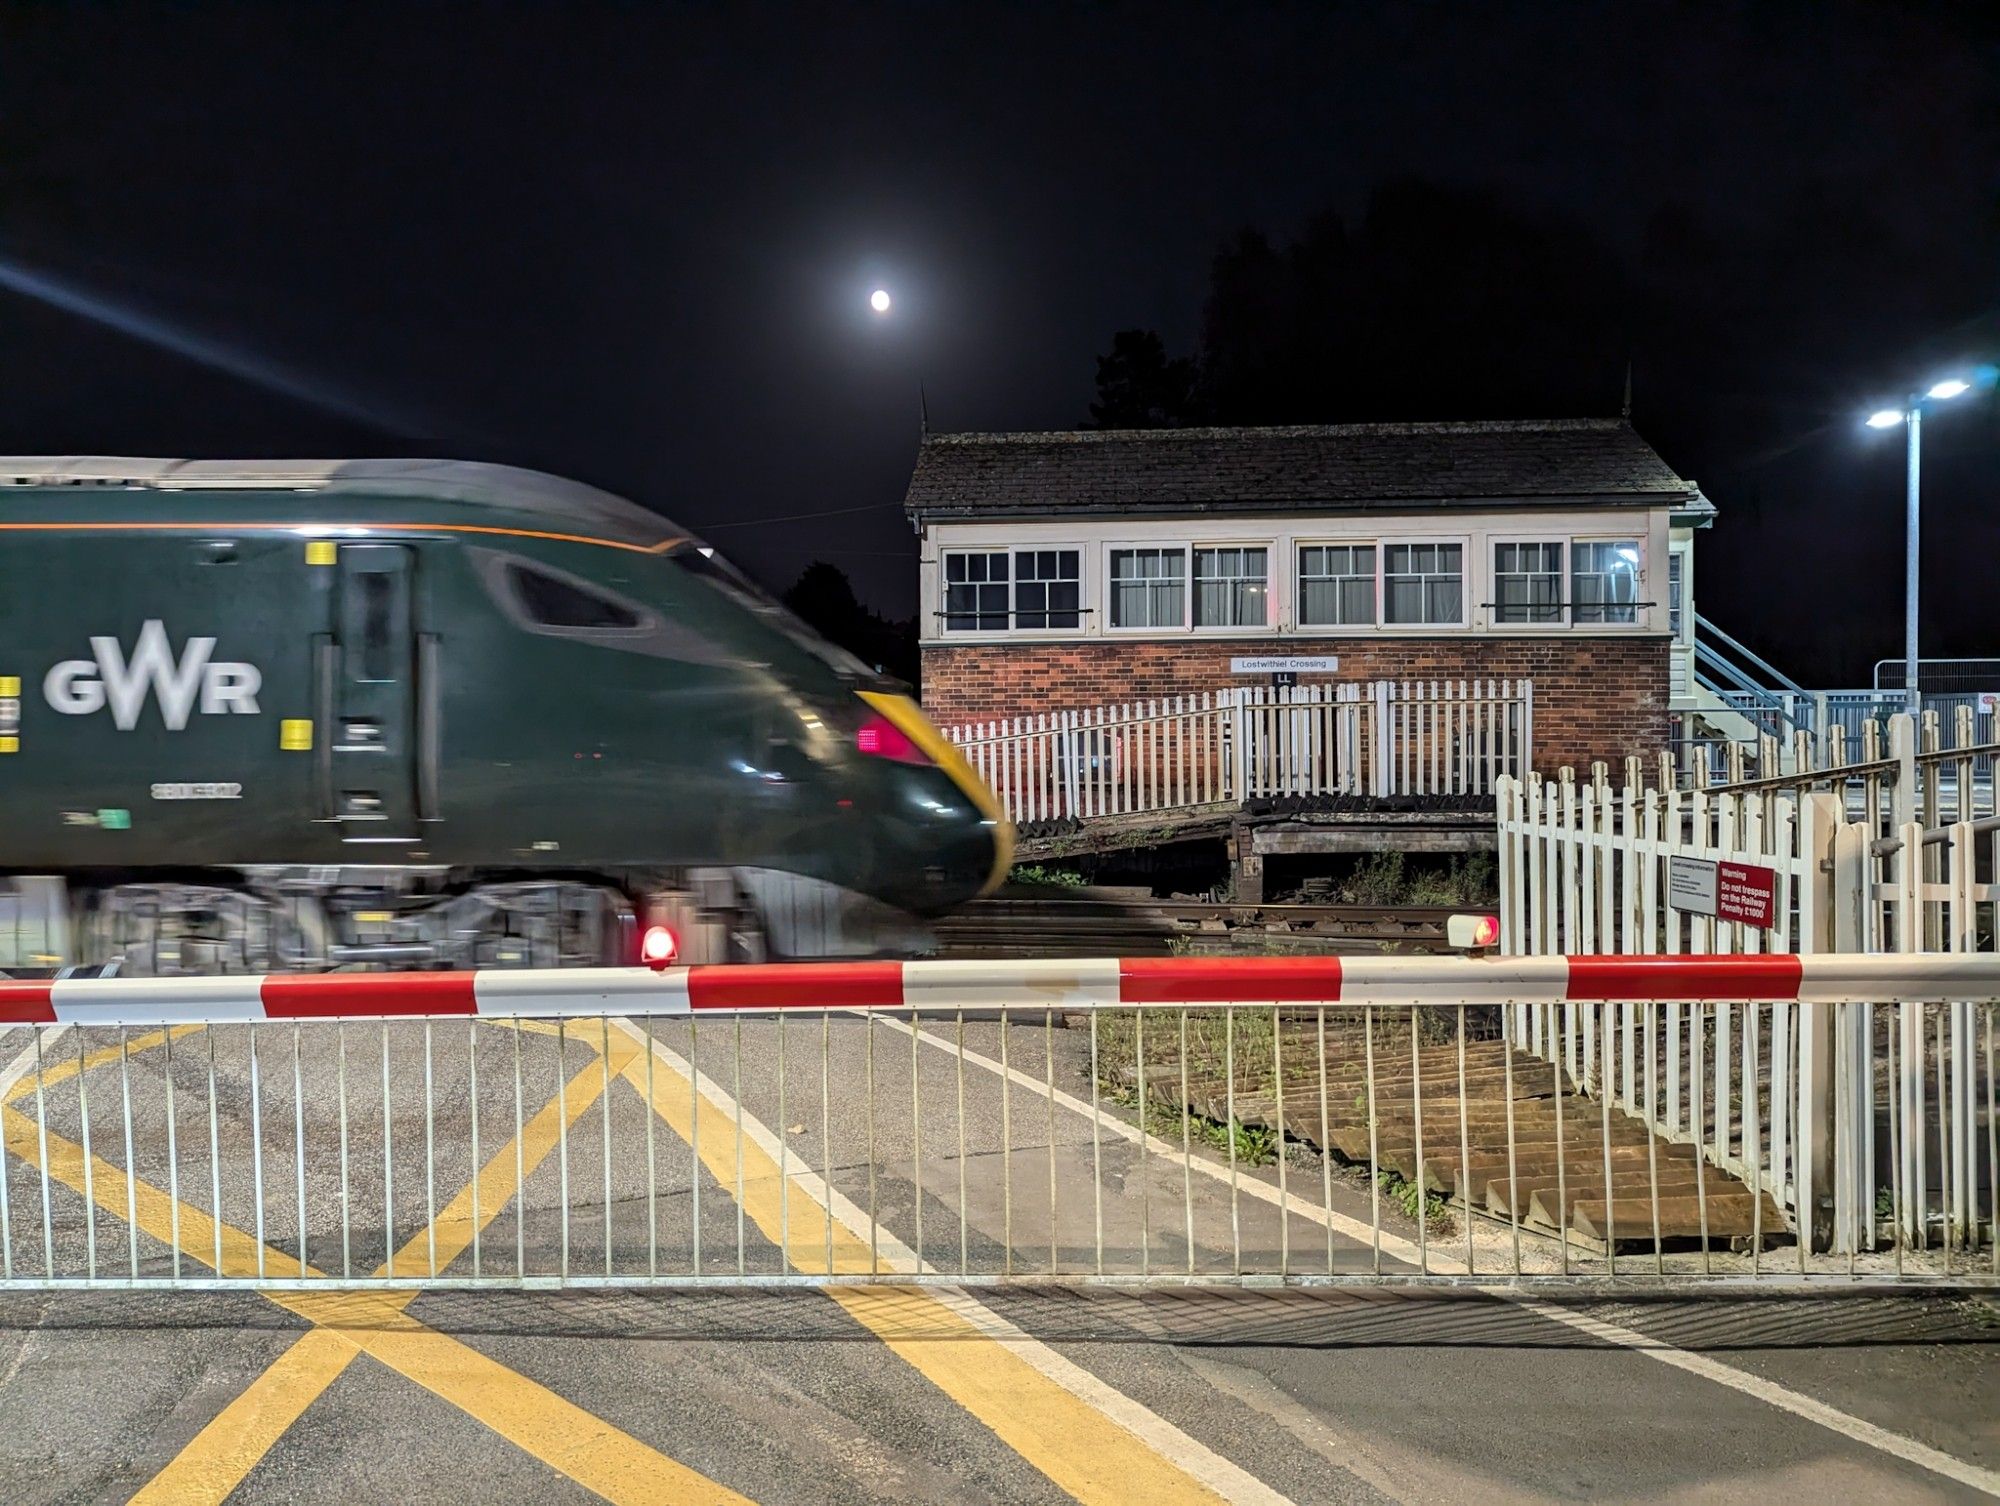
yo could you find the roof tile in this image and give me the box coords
[903,419,1710,520]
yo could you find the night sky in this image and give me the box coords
[2,4,1994,686]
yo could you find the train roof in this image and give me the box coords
[0,457,683,552]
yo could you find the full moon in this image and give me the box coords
[869,288,891,313]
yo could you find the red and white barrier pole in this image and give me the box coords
[2,952,1998,1027]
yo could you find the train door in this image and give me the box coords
[327,543,424,843]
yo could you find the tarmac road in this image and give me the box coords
[0,1012,1993,1504]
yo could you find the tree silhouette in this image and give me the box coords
[1196,184,1631,424]
[782,561,919,684]
[1080,175,2000,685]
[1087,329,1201,428]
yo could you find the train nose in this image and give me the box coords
[855,690,1015,896]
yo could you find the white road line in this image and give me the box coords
[0,1025,71,1096]
[608,1017,1295,1506]
[877,1012,1515,1274]
[887,1013,2000,1497]
[1171,1343,1550,1506]
[1514,1299,2000,1497]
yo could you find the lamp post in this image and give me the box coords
[1866,377,1973,716]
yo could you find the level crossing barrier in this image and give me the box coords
[0,953,1990,1291]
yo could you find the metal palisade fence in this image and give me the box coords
[0,953,1992,1292]
[944,679,1532,825]
[1499,710,1999,1261]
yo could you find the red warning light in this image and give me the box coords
[640,925,678,969]
[1446,913,1501,951]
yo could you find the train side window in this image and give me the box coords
[358,571,396,679]
[505,563,643,630]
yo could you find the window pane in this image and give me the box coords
[1194,546,1268,627]
[1573,541,1640,624]
[944,551,1010,630]
[508,564,641,630]
[1494,540,1563,624]
[1384,542,1461,625]
[358,571,396,679]
[1386,578,1419,622]
[1298,543,1375,626]
[1110,548,1185,628]
[1013,547,1081,629]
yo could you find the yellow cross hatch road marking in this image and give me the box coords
[613,1024,1259,1506]
[1,1025,754,1506]
[3,1024,204,1105]
[126,1328,359,1506]
[4,1013,1284,1505]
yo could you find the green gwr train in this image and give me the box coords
[0,457,1011,974]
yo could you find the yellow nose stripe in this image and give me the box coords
[856,691,1014,893]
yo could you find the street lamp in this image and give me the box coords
[1864,374,1976,715]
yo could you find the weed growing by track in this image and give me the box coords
[1374,1167,1457,1236]
[1100,1081,1281,1166]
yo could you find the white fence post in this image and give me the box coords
[1228,687,1248,803]
[1060,709,1082,819]
[1828,808,1870,1254]
[1795,790,1840,1251]
[1518,679,1534,783]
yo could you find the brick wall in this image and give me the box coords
[920,636,1670,774]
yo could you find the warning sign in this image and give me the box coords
[1667,855,1779,930]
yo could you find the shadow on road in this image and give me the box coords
[1,1286,1994,1355]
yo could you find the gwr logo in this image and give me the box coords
[44,621,263,732]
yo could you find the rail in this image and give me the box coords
[0,953,1991,1291]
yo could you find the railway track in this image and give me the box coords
[933,887,1471,958]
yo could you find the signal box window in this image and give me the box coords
[1298,545,1376,627]
[1493,542,1564,624]
[1013,549,1080,629]
[1383,543,1463,625]
[943,551,1010,631]
[1193,547,1268,628]
[506,563,642,630]
[1573,541,1641,624]
[1109,547,1186,629]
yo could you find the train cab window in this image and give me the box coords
[505,563,643,630]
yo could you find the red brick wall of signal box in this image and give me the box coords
[919,636,1671,776]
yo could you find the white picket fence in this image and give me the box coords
[1500,718,2000,1257]
[943,680,1532,825]
[1498,768,1828,1243]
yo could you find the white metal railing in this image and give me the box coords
[1680,684,1995,774]
[1873,657,2000,696]
[944,680,1532,825]
[1673,704,1996,830]
[1500,724,2000,1257]
[0,954,1992,1290]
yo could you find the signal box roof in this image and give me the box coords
[903,418,1714,524]
[0,456,682,551]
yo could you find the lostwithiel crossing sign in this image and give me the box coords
[1667,854,1779,929]
[1229,655,1337,674]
